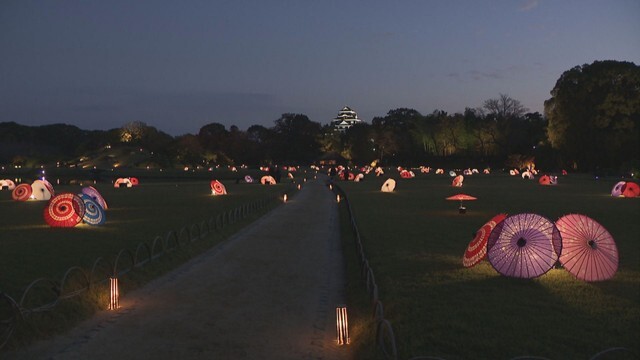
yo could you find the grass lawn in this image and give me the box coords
[0,177,288,299]
[337,172,639,360]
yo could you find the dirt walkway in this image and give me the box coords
[8,177,351,360]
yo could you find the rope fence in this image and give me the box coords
[0,192,285,351]
[331,183,638,360]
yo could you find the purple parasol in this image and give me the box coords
[487,213,562,279]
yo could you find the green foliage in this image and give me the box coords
[545,60,640,173]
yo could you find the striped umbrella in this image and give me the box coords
[210,180,227,195]
[463,213,507,268]
[12,184,32,201]
[81,186,108,210]
[44,193,85,227]
[80,196,106,225]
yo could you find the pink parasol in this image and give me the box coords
[487,213,562,278]
[446,193,477,213]
[556,214,618,281]
[452,175,464,187]
[260,175,276,185]
[463,213,507,267]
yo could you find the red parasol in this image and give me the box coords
[129,177,139,186]
[210,180,227,195]
[556,214,618,281]
[452,175,464,187]
[487,213,561,278]
[622,182,639,198]
[12,184,32,201]
[463,213,507,267]
[538,175,551,185]
[446,193,477,213]
[44,193,85,227]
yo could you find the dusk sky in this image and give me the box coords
[1,0,639,136]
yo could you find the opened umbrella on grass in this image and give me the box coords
[381,178,396,192]
[556,214,618,281]
[463,213,507,267]
[446,193,477,214]
[44,193,85,227]
[81,186,108,210]
[78,195,106,225]
[12,183,32,201]
[487,213,562,279]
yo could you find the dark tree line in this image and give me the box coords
[1,60,637,174]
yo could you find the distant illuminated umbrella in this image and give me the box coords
[521,170,533,179]
[463,213,507,268]
[611,181,626,197]
[556,214,618,281]
[354,173,364,182]
[449,170,456,177]
[452,175,464,187]
[12,184,32,201]
[129,177,139,186]
[446,193,477,213]
[622,182,639,198]
[487,213,561,279]
[381,178,396,192]
[31,180,53,200]
[400,170,413,178]
[0,179,16,190]
[538,175,551,185]
[210,180,227,195]
[80,196,106,225]
[261,175,276,185]
[244,175,254,183]
[44,193,85,227]
[81,186,108,209]
[114,178,132,188]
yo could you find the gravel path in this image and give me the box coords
[8,177,351,360]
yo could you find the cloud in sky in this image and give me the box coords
[519,0,539,12]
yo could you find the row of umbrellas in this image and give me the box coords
[11,179,55,201]
[463,213,618,282]
[611,181,639,197]
[114,177,139,188]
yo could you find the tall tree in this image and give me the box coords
[272,113,322,164]
[545,60,640,172]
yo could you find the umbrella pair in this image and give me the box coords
[463,213,618,282]
[611,181,639,198]
[44,188,107,227]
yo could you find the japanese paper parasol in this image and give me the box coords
[381,178,396,192]
[12,184,32,201]
[622,182,640,198]
[486,213,562,279]
[78,194,106,225]
[129,177,140,186]
[611,181,626,197]
[31,180,53,201]
[81,186,108,210]
[446,193,477,209]
[463,213,507,268]
[1,179,16,190]
[210,180,227,195]
[114,178,132,188]
[452,175,464,187]
[539,175,551,185]
[244,175,254,183]
[556,214,618,281]
[44,193,85,227]
[261,175,276,185]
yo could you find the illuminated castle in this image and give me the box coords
[330,106,363,132]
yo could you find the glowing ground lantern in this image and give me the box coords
[336,194,341,203]
[336,305,349,345]
[283,194,288,202]
[109,277,119,310]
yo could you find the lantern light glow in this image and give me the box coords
[336,305,349,345]
[109,277,119,310]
